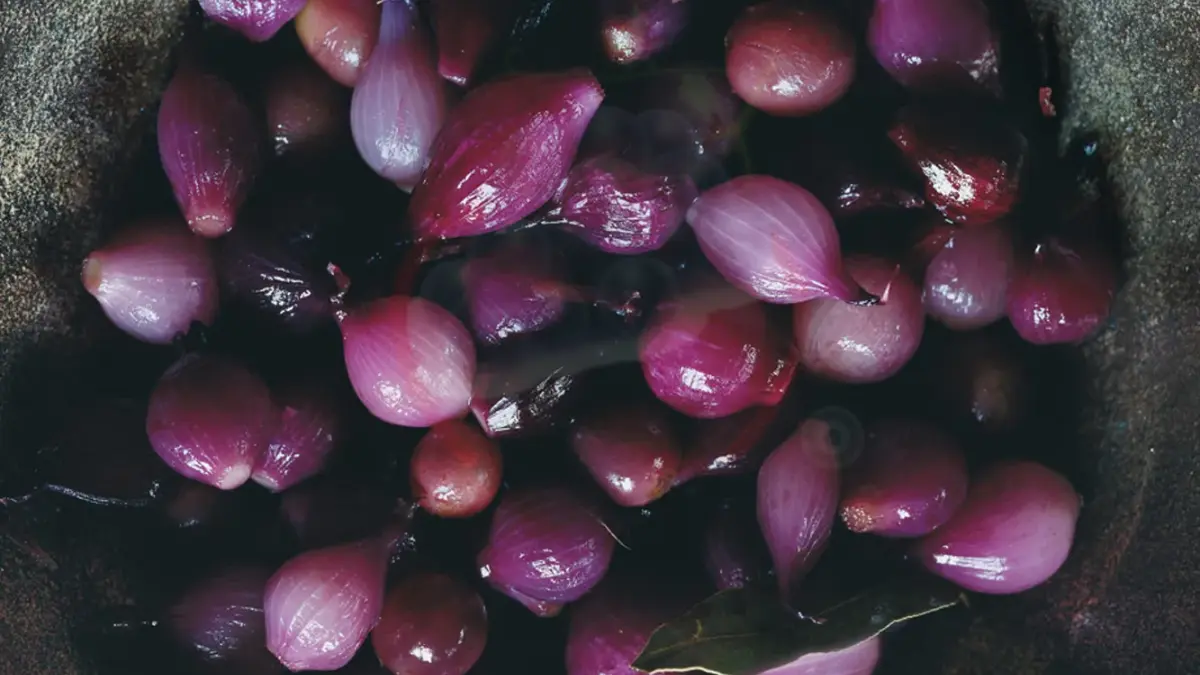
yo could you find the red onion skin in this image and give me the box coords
[409,69,605,240]
[146,354,277,490]
[675,407,775,484]
[760,637,882,675]
[351,0,447,191]
[726,3,856,117]
[922,221,1014,330]
[757,418,841,598]
[371,573,488,675]
[868,0,1000,95]
[81,217,218,345]
[477,486,616,616]
[158,67,261,238]
[169,566,279,674]
[410,420,503,518]
[431,0,520,87]
[905,219,959,281]
[639,280,794,419]
[339,295,476,428]
[704,500,772,591]
[462,245,571,344]
[793,256,924,384]
[559,155,698,255]
[296,0,382,87]
[571,404,682,507]
[840,419,968,538]
[252,378,345,492]
[199,0,307,42]
[600,0,689,65]
[912,460,1080,594]
[687,175,865,304]
[266,61,350,157]
[265,536,391,671]
[1006,236,1116,345]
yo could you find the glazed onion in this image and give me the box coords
[1006,235,1116,345]
[410,420,503,518]
[295,0,382,86]
[868,0,1000,94]
[198,0,307,42]
[371,572,488,675]
[168,565,279,675]
[251,377,345,492]
[570,402,682,507]
[922,221,1014,330]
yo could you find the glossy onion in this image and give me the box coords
[468,341,587,439]
[571,403,682,507]
[351,0,447,190]
[265,536,391,671]
[409,69,604,240]
[146,354,277,490]
[410,420,503,518]
[296,0,382,86]
[477,486,616,617]
[704,499,772,591]
[559,155,698,255]
[371,573,488,675]
[198,0,307,42]
[868,0,1000,94]
[82,217,217,345]
[1006,235,1116,345]
[158,67,261,238]
[687,175,866,304]
[726,2,856,116]
[169,566,278,675]
[761,638,882,675]
[793,255,924,384]
[675,408,777,484]
[923,221,1014,330]
[252,378,345,492]
[912,460,1080,594]
[266,61,350,157]
[599,0,689,65]
[462,244,571,344]
[786,125,926,219]
[431,0,520,86]
[840,419,968,538]
[565,573,695,675]
[757,417,841,597]
[339,295,476,427]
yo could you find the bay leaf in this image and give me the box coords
[632,574,965,675]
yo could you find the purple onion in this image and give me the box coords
[158,67,261,238]
[198,0,307,42]
[265,535,392,671]
[477,486,616,617]
[371,572,488,675]
[409,69,604,240]
[912,460,1080,594]
[868,0,1000,94]
[462,243,572,344]
[840,419,968,538]
[431,0,521,86]
[922,221,1014,330]
[757,417,841,598]
[281,477,401,549]
[251,377,345,492]
[338,295,476,427]
[571,403,682,507]
[410,420,503,518]
[1006,235,1116,345]
[266,61,350,157]
[675,400,800,484]
[793,255,924,384]
[761,638,882,675]
[81,217,218,345]
[295,0,382,87]
[600,0,689,65]
[351,0,447,191]
[703,499,772,591]
[559,155,698,255]
[169,566,278,675]
[146,354,277,490]
[687,175,867,304]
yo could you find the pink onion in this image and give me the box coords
[726,2,856,116]
[338,295,476,427]
[462,242,571,344]
[158,67,261,238]
[1006,235,1116,345]
[559,155,698,255]
[371,572,488,675]
[761,638,882,675]
[351,0,447,190]
[704,499,772,591]
[81,216,217,345]
[251,376,346,492]
[922,221,1014,330]
[431,0,521,87]
[840,418,968,538]
[477,486,616,617]
[410,420,503,518]
[198,0,307,42]
[146,353,277,490]
[599,0,689,65]
[266,61,350,157]
[912,460,1080,594]
[296,0,382,86]
[639,277,795,419]
[169,565,278,675]
[409,69,604,240]
[793,255,924,384]
[571,402,682,507]
[265,535,392,671]
[687,175,868,304]
[757,417,841,598]
[868,0,1000,95]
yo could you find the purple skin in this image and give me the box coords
[462,244,570,344]
[867,0,1000,95]
[199,0,310,43]
[600,0,689,65]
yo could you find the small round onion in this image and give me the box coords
[1006,235,1116,345]
[252,377,346,492]
[169,566,279,675]
[338,295,476,427]
[371,572,488,675]
[146,354,277,490]
[266,61,350,157]
[462,243,571,345]
[477,486,616,617]
[704,499,772,591]
[726,2,856,116]
[198,0,307,42]
[922,221,1014,330]
[793,256,924,384]
[761,637,882,675]
[840,418,968,538]
[410,420,503,518]
[912,460,1080,594]
[82,217,217,345]
[295,0,382,86]
[571,403,682,507]
[599,0,689,65]
[868,0,1000,94]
